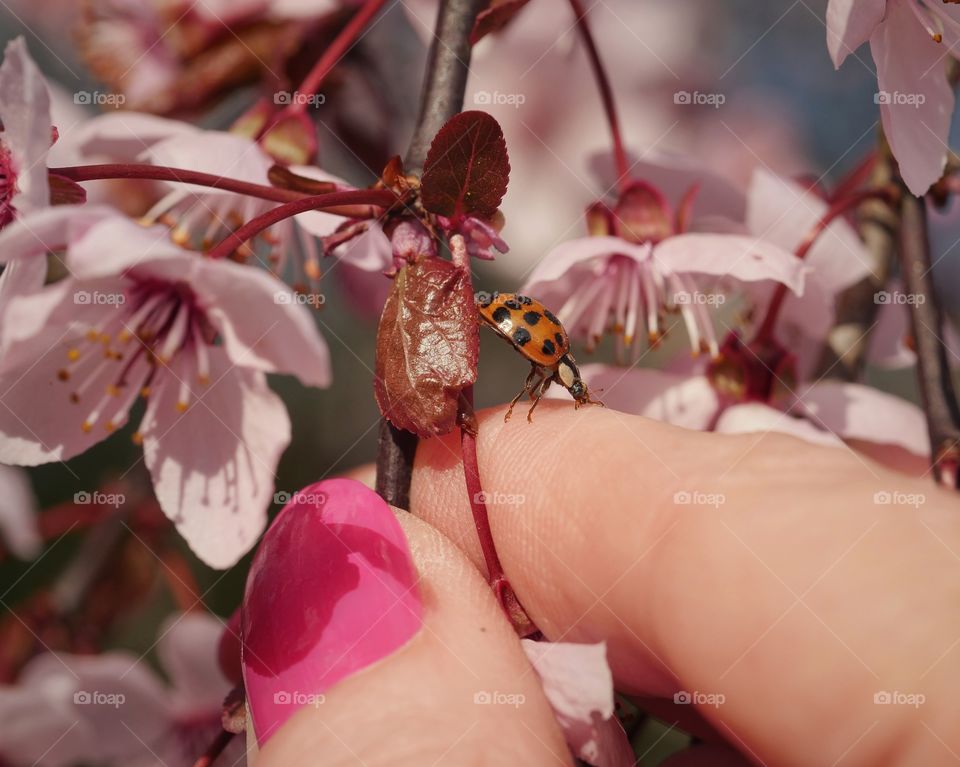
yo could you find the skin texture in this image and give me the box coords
[254,404,960,766]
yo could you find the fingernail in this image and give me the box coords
[242,478,422,745]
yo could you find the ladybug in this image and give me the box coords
[475,291,603,421]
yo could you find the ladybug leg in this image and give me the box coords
[505,365,543,422]
[526,377,553,422]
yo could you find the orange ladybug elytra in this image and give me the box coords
[475,291,603,421]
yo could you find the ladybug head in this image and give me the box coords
[557,355,603,409]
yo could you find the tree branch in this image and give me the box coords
[898,190,960,487]
[403,0,488,173]
[375,0,486,507]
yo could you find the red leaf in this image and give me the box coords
[470,0,532,44]
[420,111,510,221]
[374,258,479,436]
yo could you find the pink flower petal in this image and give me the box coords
[715,402,844,447]
[653,233,807,295]
[156,611,231,715]
[289,164,352,238]
[870,0,953,196]
[333,222,394,272]
[15,651,173,763]
[826,0,886,68]
[746,168,872,291]
[563,364,719,431]
[796,380,930,456]
[521,640,632,767]
[524,236,650,292]
[0,279,136,465]
[141,353,290,568]
[0,37,52,213]
[195,258,332,388]
[0,464,40,560]
[142,131,272,192]
[57,111,198,163]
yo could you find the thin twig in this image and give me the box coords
[897,190,960,487]
[404,0,488,173]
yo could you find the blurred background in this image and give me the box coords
[0,1,957,762]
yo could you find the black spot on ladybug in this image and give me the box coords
[517,295,533,305]
[523,311,542,325]
[475,291,493,308]
[504,298,521,310]
[492,306,511,324]
[541,339,556,356]
[544,310,560,325]
[512,327,532,346]
[555,332,565,348]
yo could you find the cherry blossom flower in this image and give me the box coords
[0,37,52,231]
[522,640,633,767]
[573,361,929,464]
[62,114,392,289]
[0,611,243,767]
[0,211,331,568]
[826,0,960,195]
[521,180,808,358]
[741,168,876,378]
[77,0,353,114]
[0,465,40,561]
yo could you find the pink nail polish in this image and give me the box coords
[242,478,422,745]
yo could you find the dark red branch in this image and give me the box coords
[568,0,630,191]
[205,189,396,260]
[291,0,389,111]
[49,164,307,204]
[755,186,895,343]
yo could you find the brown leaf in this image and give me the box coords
[420,111,510,221]
[374,258,479,436]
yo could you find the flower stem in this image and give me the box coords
[288,0,389,112]
[568,0,630,192]
[205,189,396,260]
[754,186,895,343]
[49,163,308,203]
[897,190,960,488]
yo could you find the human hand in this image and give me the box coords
[246,403,960,766]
